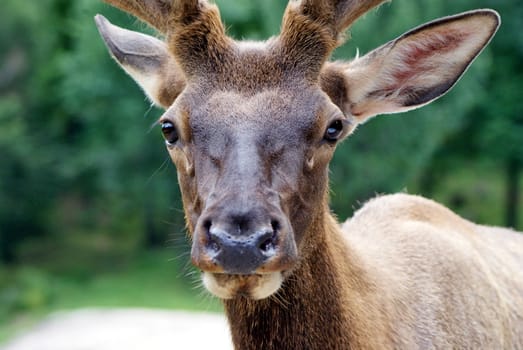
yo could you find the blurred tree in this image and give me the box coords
[0,0,184,264]
[0,0,59,263]
[480,0,523,228]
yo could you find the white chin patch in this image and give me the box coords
[202,272,283,300]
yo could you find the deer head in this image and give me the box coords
[96,0,499,300]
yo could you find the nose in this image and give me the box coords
[206,222,278,274]
[192,212,284,274]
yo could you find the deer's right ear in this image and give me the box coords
[95,15,186,109]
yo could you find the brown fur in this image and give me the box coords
[95,1,523,349]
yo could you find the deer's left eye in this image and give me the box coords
[324,120,344,143]
[161,121,179,145]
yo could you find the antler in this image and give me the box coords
[102,0,232,77]
[101,0,213,33]
[278,0,388,79]
[301,0,389,38]
[102,0,176,33]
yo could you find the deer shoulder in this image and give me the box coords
[343,193,523,349]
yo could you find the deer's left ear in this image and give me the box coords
[321,10,500,123]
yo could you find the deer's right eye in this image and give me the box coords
[161,121,179,145]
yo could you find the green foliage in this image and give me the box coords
[216,0,287,38]
[0,0,185,263]
[0,267,54,320]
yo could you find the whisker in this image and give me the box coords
[145,157,171,185]
[144,103,157,120]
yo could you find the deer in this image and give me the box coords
[94,0,523,348]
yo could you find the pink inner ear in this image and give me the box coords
[389,29,470,89]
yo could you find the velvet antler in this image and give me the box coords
[278,0,389,79]
[305,0,389,36]
[101,0,177,33]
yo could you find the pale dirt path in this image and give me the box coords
[2,309,233,350]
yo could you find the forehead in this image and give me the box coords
[183,88,324,145]
[198,88,319,123]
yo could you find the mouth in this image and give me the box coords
[202,272,283,300]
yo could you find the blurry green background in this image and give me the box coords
[1,0,521,342]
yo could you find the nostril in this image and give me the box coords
[271,219,280,232]
[203,219,212,232]
[259,233,276,253]
[258,222,279,253]
[204,220,221,253]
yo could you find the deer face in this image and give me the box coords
[96,0,499,300]
[161,69,352,298]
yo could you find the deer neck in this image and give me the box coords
[223,209,390,350]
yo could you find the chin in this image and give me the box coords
[202,272,283,300]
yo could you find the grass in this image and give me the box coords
[0,249,222,344]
